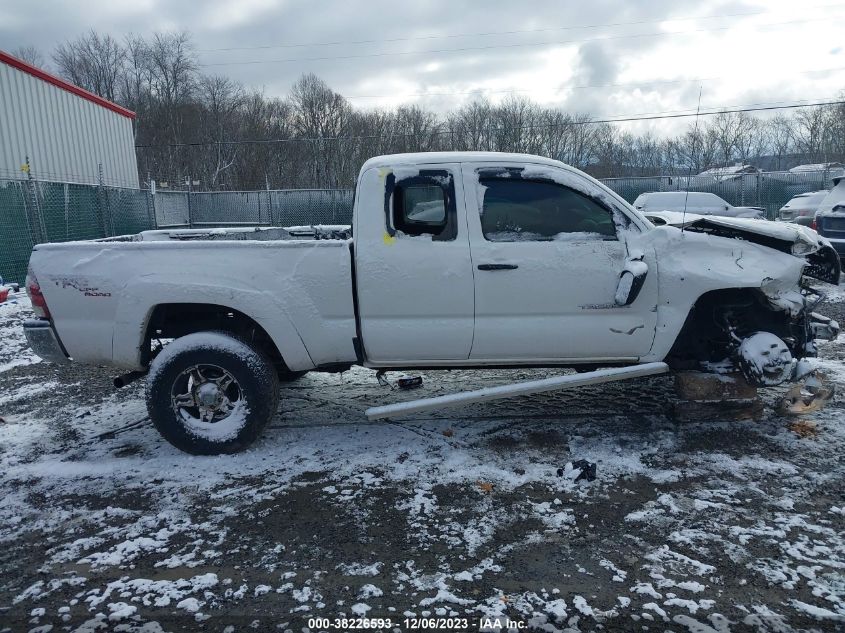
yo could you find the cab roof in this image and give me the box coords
[361,152,567,171]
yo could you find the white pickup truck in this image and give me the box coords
[24,152,841,454]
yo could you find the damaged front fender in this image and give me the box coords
[643,212,841,284]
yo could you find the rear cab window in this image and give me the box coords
[385,169,457,241]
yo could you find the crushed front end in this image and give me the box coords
[666,265,839,414]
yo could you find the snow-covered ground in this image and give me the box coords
[1,285,844,632]
[0,291,40,374]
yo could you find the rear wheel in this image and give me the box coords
[146,331,280,454]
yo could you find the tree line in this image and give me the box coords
[12,32,845,190]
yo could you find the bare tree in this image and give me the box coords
[562,113,599,169]
[706,112,759,166]
[392,105,441,153]
[492,96,542,154]
[11,45,46,68]
[289,73,352,186]
[790,106,832,163]
[196,75,244,188]
[672,125,717,173]
[446,99,494,151]
[47,28,845,189]
[145,31,198,179]
[765,116,795,170]
[630,132,666,176]
[52,31,126,101]
[119,35,151,116]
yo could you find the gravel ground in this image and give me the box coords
[0,284,844,632]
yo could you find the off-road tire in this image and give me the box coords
[146,331,280,455]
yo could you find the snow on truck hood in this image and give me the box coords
[643,211,840,284]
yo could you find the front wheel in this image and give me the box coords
[146,331,280,454]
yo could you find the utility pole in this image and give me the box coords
[186,174,193,228]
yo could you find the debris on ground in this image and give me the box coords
[397,375,423,389]
[476,480,494,493]
[0,287,8,304]
[375,370,390,388]
[375,371,423,390]
[558,459,597,482]
[777,372,835,415]
[442,428,454,437]
[787,419,819,438]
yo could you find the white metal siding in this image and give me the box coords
[0,61,139,189]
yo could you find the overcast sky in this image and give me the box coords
[3,0,844,134]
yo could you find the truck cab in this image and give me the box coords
[354,153,658,366]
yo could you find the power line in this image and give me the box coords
[598,97,840,120]
[134,99,845,149]
[198,16,838,67]
[195,6,837,53]
[342,66,845,101]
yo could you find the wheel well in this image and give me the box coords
[143,303,286,371]
[666,287,803,369]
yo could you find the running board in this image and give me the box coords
[365,362,670,420]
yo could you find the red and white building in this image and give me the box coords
[0,50,139,189]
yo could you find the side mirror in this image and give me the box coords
[615,259,648,306]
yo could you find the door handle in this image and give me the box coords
[478,263,519,271]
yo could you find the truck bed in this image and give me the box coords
[29,228,358,370]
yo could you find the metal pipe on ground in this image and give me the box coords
[365,362,670,421]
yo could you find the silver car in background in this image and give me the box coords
[633,191,765,218]
[778,190,829,226]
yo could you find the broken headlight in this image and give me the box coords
[792,239,816,256]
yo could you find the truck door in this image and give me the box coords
[462,163,658,362]
[354,163,475,363]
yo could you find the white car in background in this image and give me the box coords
[812,175,845,258]
[633,191,765,219]
[778,190,829,226]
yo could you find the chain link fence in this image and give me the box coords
[1,179,159,285]
[155,189,354,228]
[2,169,838,285]
[0,178,354,284]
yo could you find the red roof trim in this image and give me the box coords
[0,50,136,120]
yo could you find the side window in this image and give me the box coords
[385,170,457,241]
[479,177,617,242]
[396,184,446,233]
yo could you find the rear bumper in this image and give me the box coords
[23,319,70,363]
